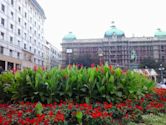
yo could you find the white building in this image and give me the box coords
[45,41,62,69]
[0,0,46,70]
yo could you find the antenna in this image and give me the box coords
[111,21,115,28]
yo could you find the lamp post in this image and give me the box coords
[98,48,103,65]
[158,64,165,83]
[66,49,72,65]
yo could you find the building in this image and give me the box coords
[0,0,46,71]
[61,23,166,69]
[45,41,62,69]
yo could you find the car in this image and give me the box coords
[156,83,166,89]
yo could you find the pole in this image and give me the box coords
[68,53,70,65]
[161,70,163,83]
[99,56,102,65]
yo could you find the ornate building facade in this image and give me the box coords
[61,24,166,69]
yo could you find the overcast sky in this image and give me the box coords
[38,0,166,50]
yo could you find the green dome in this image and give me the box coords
[63,32,76,41]
[104,25,125,38]
[154,28,166,38]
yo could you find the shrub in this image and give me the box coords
[0,65,155,104]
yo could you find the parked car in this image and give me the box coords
[156,82,166,89]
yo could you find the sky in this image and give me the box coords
[38,0,166,50]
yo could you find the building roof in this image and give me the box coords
[63,32,77,41]
[31,0,46,19]
[154,28,166,38]
[104,25,125,38]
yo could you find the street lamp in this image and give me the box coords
[158,64,165,83]
[66,49,72,65]
[98,48,103,65]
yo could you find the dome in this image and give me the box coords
[104,24,125,38]
[63,32,76,41]
[154,28,166,38]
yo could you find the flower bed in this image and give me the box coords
[0,90,165,125]
[0,65,165,124]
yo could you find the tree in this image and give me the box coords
[139,57,159,69]
[71,53,99,67]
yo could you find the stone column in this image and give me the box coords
[14,63,16,69]
[5,61,8,71]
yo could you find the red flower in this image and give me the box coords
[153,88,166,96]
[80,64,83,68]
[68,104,73,110]
[12,67,17,74]
[48,111,54,116]
[33,65,38,71]
[104,102,112,109]
[91,63,95,68]
[0,115,3,124]
[42,66,45,71]
[109,65,112,71]
[54,111,65,122]
[17,110,23,117]
[136,105,143,111]
[91,111,102,119]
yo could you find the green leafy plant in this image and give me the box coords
[35,102,43,115]
[0,64,155,104]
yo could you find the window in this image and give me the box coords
[25,12,27,18]
[18,17,21,23]
[18,40,20,46]
[24,22,27,28]
[11,11,14,18]
[9,49,13,56]
[34,49,36,53]
[1,18,5,26]
[1,4,5,12]
[29,46,31,51]
[18,6,21,12]
[0,32,4,40]
[10,36,13,43]
[162,56,165,61]
[18,29,21,35]
[30,36,31,42]
[11,0,14,5]
[24,44,26,49]
[24,33,26,39]
[42,61,44,66]
[10,24,13,30]
[34,39,36,45]
[17,52,20,59]
[0,46,4,54]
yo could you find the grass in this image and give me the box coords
[128,113,166,125]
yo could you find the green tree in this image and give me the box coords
[139,57,159,69]
[71,53,99,67]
